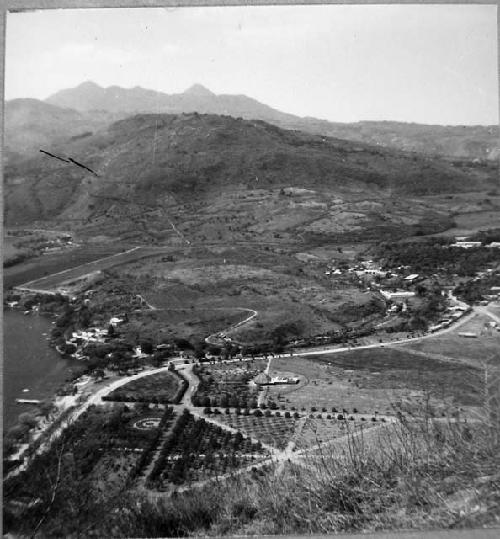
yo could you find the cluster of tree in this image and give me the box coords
[149,410,263,487]
[376,239,500,276]
[3,404,147,537]
[469,228,500,245]
[454,273,500,304]
[192,365,261,408]
[292,324,377,348]
[103,370,188,405]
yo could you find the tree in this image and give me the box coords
[39,400,55,420]
[140,340,154,355]
[19,412,37,429]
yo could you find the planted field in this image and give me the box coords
[192,361,266,408]
[216,413,297,449]
[103,371,186,404]
[294,416,379,450]
[148,410,267,489]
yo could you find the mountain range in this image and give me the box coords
[5,81,499,161]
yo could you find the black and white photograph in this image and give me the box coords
[2,2,499,537]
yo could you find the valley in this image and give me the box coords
[3,98,500,539]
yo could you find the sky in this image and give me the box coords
[5,4,499,125]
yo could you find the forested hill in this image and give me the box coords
[4,113,496,234]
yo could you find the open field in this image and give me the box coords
[401,313,500,366]
[307,348,482,408]
[264,349,482,416]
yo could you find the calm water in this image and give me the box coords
[3,310,83,431]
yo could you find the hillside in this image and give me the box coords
[3,98,121,158]
[4,113,497,243]
[43,81,499,161]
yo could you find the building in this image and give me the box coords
[254,373,300,385]
[487,242,500,248]
[404,274,420,283]
[380,290,416,301]
[451,241,482,248]
[458,332,478,338]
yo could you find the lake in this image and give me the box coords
[3,309,84,431]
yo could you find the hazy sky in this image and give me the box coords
[5,4,499,125]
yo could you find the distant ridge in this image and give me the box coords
[41,81,499,161]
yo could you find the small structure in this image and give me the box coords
[458,332,478,338]
[451,241,482,248]
[404,273,420,283]
[254,372,299,385]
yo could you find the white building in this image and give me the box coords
[380,290,416,301]
[451,241,482,248]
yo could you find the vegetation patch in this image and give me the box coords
[103,370,186,404]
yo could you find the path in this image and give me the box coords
[290,309,477,359]
[475,304,500,326]
[205,308,258,345]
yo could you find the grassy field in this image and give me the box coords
[401,313,500,366]
[308,348,482,408]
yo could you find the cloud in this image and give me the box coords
[39,42,142,68]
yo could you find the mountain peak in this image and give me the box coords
[77,81,102,90]
[183,84,215,97]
